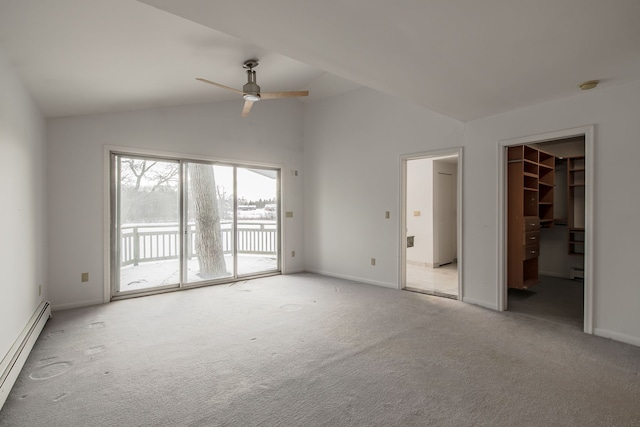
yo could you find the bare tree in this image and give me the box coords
[119,157,226,277]
[121,159,179,192]
[190,163,227,278]
[120,159,180,222]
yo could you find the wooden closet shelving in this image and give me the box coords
[538,151,555,227]
[507,145,555,289]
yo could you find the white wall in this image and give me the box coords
[406,158,433,265]
[47,99,305,309]
[0,50,47,360]
[465,80,640,345]
[303,87,464,287]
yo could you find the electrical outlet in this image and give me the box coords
[81,272,89,282]
[413,210,421,216]
[291,251,296,257]
[38,285,41,296]
[371,258,376,266]
[286,211,294,218]
[385,211,390,219]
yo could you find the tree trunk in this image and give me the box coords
[190,163,227,278]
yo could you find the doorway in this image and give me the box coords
[499,126,593,333]
[110,152,280,299]
[400,148,462,299]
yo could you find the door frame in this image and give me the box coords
[497,125,594,333]
[399,147,464,299]
[103,145,284,303]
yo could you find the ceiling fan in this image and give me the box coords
[196,59,309,117]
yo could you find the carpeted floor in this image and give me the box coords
[508,275,584,328]
[1,273,639,426]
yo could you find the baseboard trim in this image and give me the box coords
[0,301,51,409]
[304,269,397,289]
[594,328,640,348]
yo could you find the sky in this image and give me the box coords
[215,166,277,202]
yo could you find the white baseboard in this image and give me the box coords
[304,269,397,289]
[1,301,51,410]
[51,298,105,311]
[594,328,640,348]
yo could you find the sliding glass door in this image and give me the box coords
[111,153,280,298]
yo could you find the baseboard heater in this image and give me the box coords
[0,301,51,410]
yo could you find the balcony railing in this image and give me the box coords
[120,221,277,266]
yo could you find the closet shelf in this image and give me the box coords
[507,145,555,289]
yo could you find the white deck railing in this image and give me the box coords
[121,221,277,266]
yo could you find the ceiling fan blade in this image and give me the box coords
[196,78,244,95]
[242,100,254,117]
[260,91,309,100]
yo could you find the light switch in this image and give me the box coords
[81,272,89,282]
[286,211,294,218]
[385,211,390,219]
[413,211,421,216]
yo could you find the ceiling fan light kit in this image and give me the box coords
[243,93,260,102]
[197,59,309,117]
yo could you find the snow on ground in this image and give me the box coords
[119,255,277,292]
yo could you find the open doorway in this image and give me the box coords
[500,126,593,332]
[400,148,462,299]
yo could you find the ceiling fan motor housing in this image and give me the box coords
[243,69,260,100]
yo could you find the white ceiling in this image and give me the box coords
[0,0,359,118]
[1,0,640,121]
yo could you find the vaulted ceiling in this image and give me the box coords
[2,0,639,121]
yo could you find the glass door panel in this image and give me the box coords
[184,163,235,284]
[116,156,180,293]
[236,167,279,276]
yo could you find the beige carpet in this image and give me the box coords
[1,273,639,426]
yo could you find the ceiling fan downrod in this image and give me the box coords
[242,60,260,101]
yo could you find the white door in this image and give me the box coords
[435,172,455,265]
